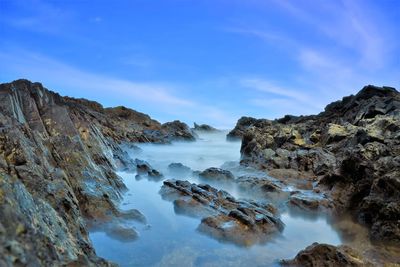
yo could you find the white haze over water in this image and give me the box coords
[90,131,342,267]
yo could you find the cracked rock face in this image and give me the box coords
[0,79,190,266]
[231,85,400,245]
[160,179,284,246]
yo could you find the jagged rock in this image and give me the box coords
[280,243,373,267]
[162,120,197,141]
[226,117,270,141]
[193,122,218,132]
[198,167,235,182]
[0,79,181,265]
[134,159,163,181]
[233,85,400,245]
[160,179,284,246]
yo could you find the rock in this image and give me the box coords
[105,224,139,242]
[233,84,400,245]
[198,167,235,182]
[289,192,332,212]
[226,117,270,141]
[193,122,218,132]
[134,159,163,181]
[168,163,192,177]
[281,243,373,267]
[236,175,289,202]
[162,120,197,141]
[0,79,182,265]
[160,180,284,246]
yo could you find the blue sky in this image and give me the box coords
[0,0,399,128]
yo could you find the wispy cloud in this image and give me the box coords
[241,78,312,104]
[0,49,194,107]
[0,48,239,127]
[271,0,392,68]
[226,0,399,107]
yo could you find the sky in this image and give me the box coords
[0,0,399,128]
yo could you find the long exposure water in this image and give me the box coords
[90,131,344,266]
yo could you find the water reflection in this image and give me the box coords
[90,131,345,266]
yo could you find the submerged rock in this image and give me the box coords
[160,179,284,246]
[281,243,373,267]
[168,163,192,177]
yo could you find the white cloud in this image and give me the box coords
[241,78,312,104]
[0,49,194,107]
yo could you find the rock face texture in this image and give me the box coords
[232,85,400,245]
[0,79,192,266]
[160,179,284,246]
[281,243,373,267]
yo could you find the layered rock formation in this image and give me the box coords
[0,79,195,266]
[160,179,284,246]
[230,85,400,245]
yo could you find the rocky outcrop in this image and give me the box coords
[0,79,187,266]
[160,179,284,246]
[162,120,197,141]
[235,85,400,245]
[226,116,269,141]
[280,243,373,267]
[193,122,218,132]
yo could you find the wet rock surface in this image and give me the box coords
[234,85,400,245]
[0,79,184,266]
[160,179,284,246]
[281,242,373,267]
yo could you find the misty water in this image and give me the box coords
[90,131,344,266]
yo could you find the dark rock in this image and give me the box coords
[0,79,181,265]
[198,167,235,182]
[162,120,197,141]
[289,192,332,212]
[160,179,284,246]
[134,159,163,181]
[193,122,218,132]
[234,84,400,245]
[281,243,373,267]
